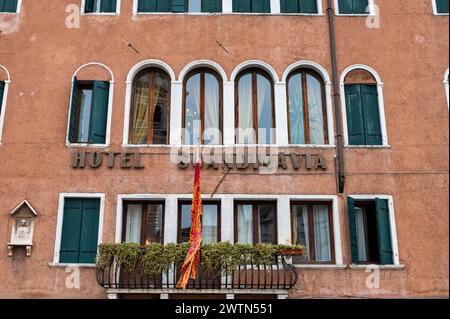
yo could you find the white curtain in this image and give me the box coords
[313,205,331,261]
[288,75,305,144]
[355,208,368,262]
[204,73,220,145]
[237,205,253,244]
[307,74,325,145]
[257,75,272,144]
[238,74,254,144]
[291,205,310,261]
[202,205,218,244]
[185,74,201,145]
[125,204,142,244]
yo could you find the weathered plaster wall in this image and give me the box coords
[0,0,448,298]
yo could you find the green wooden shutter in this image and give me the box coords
[60,198,83,263]
[345,84,365,145]
[68,77,79,143]
[347,197,360,264]
[233,0,251,12]
[361,85,382,145]
[172,0,186,12]
[203,0,222,12]
[300,0,318,13]
[89,81,109,144]
[1,0,18,12]
[436,0,449,13]
[85,0,95,13]
[375,198,393,265]
[138,0,156,12]
[157,0,171,11]
[280,0,299,13]
[338,0,353,14]
[0,82,4,114]
[101,0,117,12]
[353,0,369,14]
[252,0,270,13]
[79,199,100,263]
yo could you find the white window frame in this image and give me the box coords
[116,194,343,267]
[81,0,121,15]
[51,193,105,267]
[340,64,389,148]
[432,0,449,15]
[334,0,376,16]
[444,68,449,110]
[0,64,11,145]
[0,0,21,14]
[347,195,400,266]
[122,59,177,147]
[281,60,336,147]
[66,62,115,148]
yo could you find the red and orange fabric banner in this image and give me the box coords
[176,160,203,289]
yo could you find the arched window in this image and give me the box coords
[235,69,275,144]
[343,69,382,146]
[183,68,222,145]
[287,69,328,145]
[129,68,171,145]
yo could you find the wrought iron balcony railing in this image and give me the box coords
[96,251,298,291]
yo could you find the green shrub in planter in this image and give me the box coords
[142,242,164,275]
[115,242,141,273]
[96,243,118,270]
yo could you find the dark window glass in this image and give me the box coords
[123,202,164,244]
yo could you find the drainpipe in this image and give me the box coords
[327,0,345,193]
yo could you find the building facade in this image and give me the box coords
[0,0,448,299]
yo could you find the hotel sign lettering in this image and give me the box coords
[70,151,328,171]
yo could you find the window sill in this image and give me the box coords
[134,13,324,16]
[348,264,405,270]
[433,13,449,16]
[345,145,391,149]
[288,144,335,148]
[81,13,119,16]
[294,264,347,269]
[335,13,375,17]
[67,143,109,148]
[0,12,18,14]
[48,262,96,268]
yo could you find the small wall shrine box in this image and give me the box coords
[7,200,38,257]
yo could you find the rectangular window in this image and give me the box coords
[344,84,382,146]
[59,198,101,264]
[435,0,449,14]
[137,0,222,13]
[84,0,117,13]
[233,0,271,13]
[0,0,18,13]
[280,0,318,14]
[123,201,165,244]
[68,78,110,144]
[234,201,277,245]
[348,197,394,265]
[178,202,220,243]
[337,0,370,14]
[291,202,334,263]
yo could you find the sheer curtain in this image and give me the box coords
[130,76,150,144]
[307,74,325,144]
[355,207,368,262]
[291,205,310,261]
[204,73,220,145]
[237,205,253,244]
[202,205,218,244]
[313,205,331,261]
[238,74,254,144]
[288,75,305,144]
[257,75,273,144]
[185,74,201,145]
[125,204,142,243]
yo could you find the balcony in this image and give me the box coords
[96,242,301,297]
